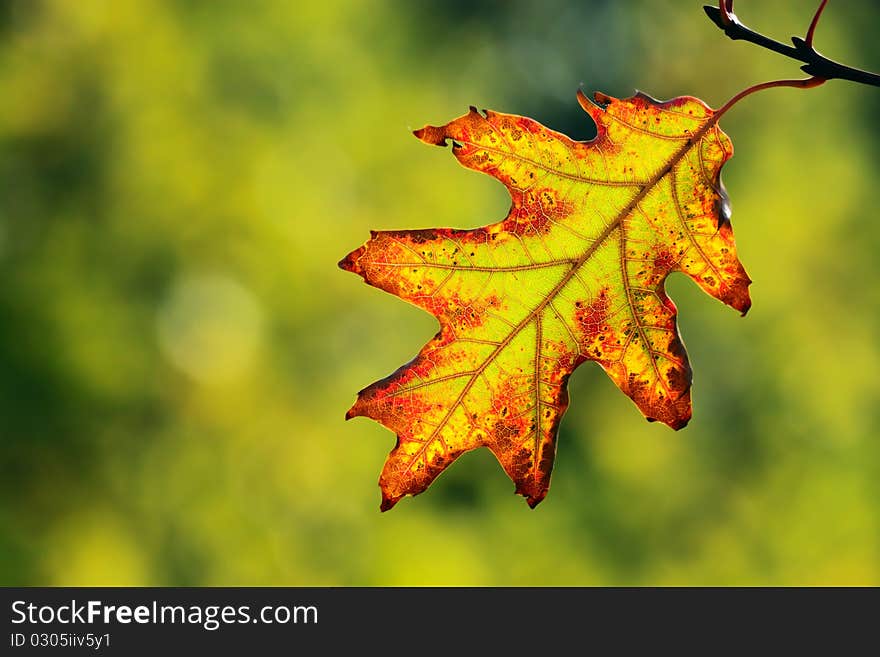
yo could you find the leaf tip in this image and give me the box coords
[576,87,603,118]
[338,245,366,276]
[525,493,546,509]
[723,281,752,316]
[380,492,401,512]
[413,124,448,146]
[650,413,690,431]
[345,396,367,420]
[576,88,612,138]
[642,390,693,431]
[593,90,616,106]
[515,479,549,509]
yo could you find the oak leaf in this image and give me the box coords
[340,90,751,510]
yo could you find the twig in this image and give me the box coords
[804,0,828,48]
[718,0,734,27]
[704,3,880,88]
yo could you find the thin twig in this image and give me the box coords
[718,0,733,27]
[703,4,880,88]
[804,0,828,48]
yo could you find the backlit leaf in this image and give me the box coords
[340,89,751,510]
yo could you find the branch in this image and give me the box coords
[704,4,880,88]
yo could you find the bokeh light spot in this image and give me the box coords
[157,273,264,384]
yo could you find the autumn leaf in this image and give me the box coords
[340,89,751,510]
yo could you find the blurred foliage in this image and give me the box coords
[0,0,878,585]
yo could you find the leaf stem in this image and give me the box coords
[714,76,827,121]
[703,3,880,88]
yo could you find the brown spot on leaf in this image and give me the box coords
[575,288,611,354]
[503,187,575,235]
[653,248,676,273]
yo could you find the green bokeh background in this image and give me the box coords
[1,0,878,585]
